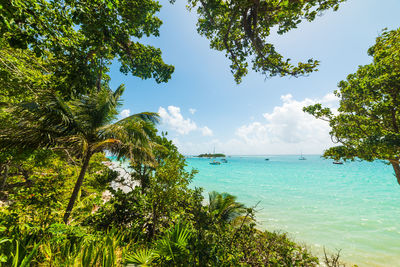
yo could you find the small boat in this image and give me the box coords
[333,161,343,165]
[221,158,228,163]
[265,158,269,161]
[299,152,306,160]
[210,146,221,165]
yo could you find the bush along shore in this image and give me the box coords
[0,132,352,266]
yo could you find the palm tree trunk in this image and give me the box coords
[63,150,92,224]
[390,161,400,185]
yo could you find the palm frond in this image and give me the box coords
[91,138,122,153]
[71,86,122,133]
[155,221,191,263]
[102,118,157,164]
[208,191,246,223]
[1,85,158,171]
[125,248,157,266]
[0,90,81,151]
[116,112,160,125]
[113,84,125,100]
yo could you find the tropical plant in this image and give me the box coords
[124,221,192,266]
[155,221,192,264]
[78,233,120,267]
[4,240,40,267]
[86,133,198,241]
[124,248,157,266]
[0,85,158,223]
[208,191,246,224]
[0,225,41,267]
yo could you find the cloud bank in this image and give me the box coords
[236,93,337,147]
[158,106,213,136]
[169,93,338,155]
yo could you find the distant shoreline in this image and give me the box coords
[186,154,321,157]
[197,153,226,158]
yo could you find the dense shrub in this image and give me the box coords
[0,136,346,266]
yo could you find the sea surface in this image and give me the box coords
[184,155,400,267]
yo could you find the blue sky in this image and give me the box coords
[110,0,400,155]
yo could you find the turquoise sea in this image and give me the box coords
[185,155,400,267]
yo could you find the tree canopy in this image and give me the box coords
[189,0,346,83]
[304,28,400,185]
[0,0,174,97]
[0,0,347,90]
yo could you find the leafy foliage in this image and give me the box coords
[124,248,157,266]
[0,0,174,97]
[0,150,115,226]
[1,0,348,87]
[0,1,356,265]
[188,0,346,83]
[208,191,246,224]
[85,133,197,239]
[304,28,400,185]
[0,223,125,266]
[155,221,192,264]
[0,84,159,223]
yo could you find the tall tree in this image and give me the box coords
[304,28,400,185]
[0,0,174,97]
[188,0,346,83]
[0,85,159,222]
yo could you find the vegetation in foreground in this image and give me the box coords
[0,80,346,265]
[1,134,348,266]
[1,0,389,265]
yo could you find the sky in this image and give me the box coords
[109,0,400,155]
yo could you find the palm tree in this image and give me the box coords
[0,85,158,223]
[155,221,192,264]
[208,191,246,224]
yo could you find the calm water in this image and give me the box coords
[185,155,400,267]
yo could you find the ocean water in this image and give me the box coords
[185,155,400,267]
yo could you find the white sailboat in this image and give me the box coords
[299,152,306,160]
[209,146,221,165]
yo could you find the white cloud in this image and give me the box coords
[158,106,213,137]
[120,109,130,119]
[189,108,197,114]
[320,93,338,104]
[158,106,197,135]
[232,93,338,154]
[172,93,339,155]
[200,126,213,136]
